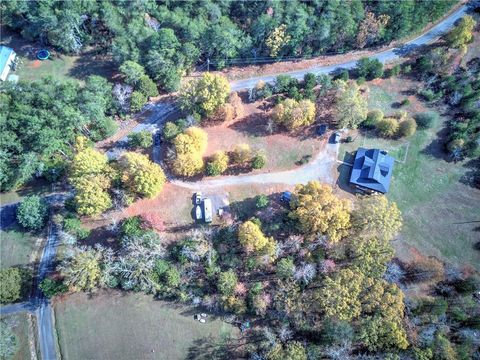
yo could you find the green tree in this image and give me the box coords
[358,315,409,351]
[290,181,351,243]
[335,80,368,129]
[127,130,153,149]
[163,122,181,141]
[16,195,48,231]
[137,75,159,99]
[217,270,238,296]
[179,73,231,117]
[119,61,146,85]
[39,278,68,298]
[61,247,102,291]
[251,152,266,169]
[255,194,269,209]
[119,152,166,199]
[0,268,23,303]
[276,257,295,280]
[445,15,476,51]
[130,91,147,112]
[356,57,384,80]
[364,109,384,128]
[266,341,307,360]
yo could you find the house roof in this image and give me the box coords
[349,147,394,193]
[0,46,15,73]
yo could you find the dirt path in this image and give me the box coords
[172,142,339,190]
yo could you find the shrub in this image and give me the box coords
[255,195,269,209]
[232,144,253,165]
[363,109,384,128]
[398,118,417,137]
[217,270,238,296]
[356,57,384,80]
[121,216,144,238]
[251,153,266,169]
[276,257,295,279]
[130,91,147,112]
[0,268,23,303]
[453,277,478,293]
[335,69,349,81]
[400,98,410,107]
[206,151,229,176]
[137,75,159,98]
[127,130,153,149]
[163,122,181,141]
[402,64,412,74]
[0,319,18,359]
[414,112,437,129]
[63,216,90,240]
[39,278,68,298]
[356,77,366,85]
[17,195,48,231]
[275,75,296,94]
[418,89,437,102]
[376,118,399,138]
[388,64,401,77]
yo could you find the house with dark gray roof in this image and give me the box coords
[349,148,394,194]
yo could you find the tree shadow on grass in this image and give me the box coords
[460,157,480,189]
[186,333,248,360]
[420,125,452,161]
[67,50,116,81]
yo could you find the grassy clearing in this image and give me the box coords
[339,79,480,270]
[0,225,39,269]
[0,313,33,360]
[1,26,114,83]
[0,179,52,206]
[54,290,239,360]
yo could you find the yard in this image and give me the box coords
[54,290,240,360]
[0,225,40,269]
[0,313,34,360]
[338,78,480,270]
[1,26,115,83]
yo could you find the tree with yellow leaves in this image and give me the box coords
[316,268,363,321]
[289,181,351,243]
[73,175,112,216]
[231,143,253,165]
[69,137,113,216]
[61,247,103,291]
[179,73,231,117]
[238,220,276,259]
[119,152,166,199]
[445,15,476,53]
[171,127,208,177]
[335,80,368,129]
[272,99,316,131]
[206,151,229,176]
[266,24,291,57]
[352,195,402,240]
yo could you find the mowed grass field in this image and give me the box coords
[54,291,239,360]
[0,225,39,269]
[339,78,480,270]
[0,313,33,360]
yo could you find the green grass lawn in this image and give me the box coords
[0,313,33,360]
[339,80,480,270]
[54,291,240,360]
[0,225,39,269]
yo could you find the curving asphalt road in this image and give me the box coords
[230,4,468,91]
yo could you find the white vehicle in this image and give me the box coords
[194,192,202,205]
[195,205,202,220]
[203,198,213,223]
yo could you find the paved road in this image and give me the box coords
[230,4,468,91]
[173,142,339,189]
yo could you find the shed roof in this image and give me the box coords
[349,147,394,193]
[0,46,15,74]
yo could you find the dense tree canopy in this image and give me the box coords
[0,77,116,191]
[272,98,316,130]
[334,80,368,129]
[16,195,48,231]
[2,1,456,91]
[290,181,351,243]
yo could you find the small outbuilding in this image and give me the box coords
[349,147,394,194]
[203,198,213,223]
[0,46,16,82]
